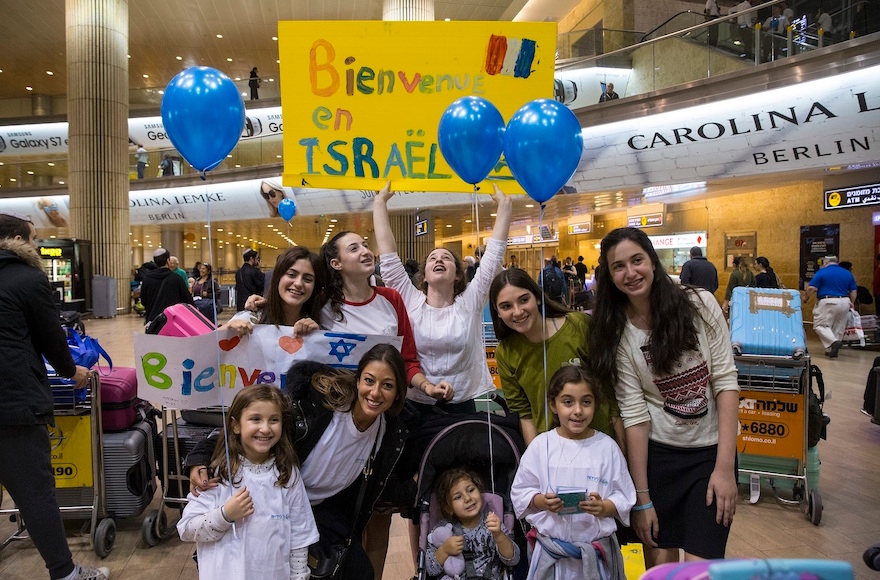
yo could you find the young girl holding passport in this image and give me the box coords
[511,365,635,579]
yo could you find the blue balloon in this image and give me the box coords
[161,67,245,173]
[438,97,505,185]
[278,198,296,221]
[503,99,584,204]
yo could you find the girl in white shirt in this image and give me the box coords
[178,385,318,580]
[372,181,513,409]
[511,365,634,580]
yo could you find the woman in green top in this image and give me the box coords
[721,256,756,314]
[488,268,624,448]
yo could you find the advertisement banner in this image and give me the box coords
[799,224,839,289]
[278,21,556,192]
[737,390,805,460]
[134,327,402,409]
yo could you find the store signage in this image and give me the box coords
[627,213,663,228]
[568,222,592,234]
[571,65,880,194]
[873,211,880,226]
[647,232,706,249]
[415,219,428,236]
[39,247,63,257]
[278,21,555,192]
[823,182,880,210]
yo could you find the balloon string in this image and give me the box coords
[204,186,237,540]
[200,171,207,181]
[539,203,550,435]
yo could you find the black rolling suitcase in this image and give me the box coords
[154,419,217,498]
[863,356,880,425]
[102,419,158,518]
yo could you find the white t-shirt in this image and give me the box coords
[300,409,385,505]
[615,289,739,447]
[177,457,319,580]
[378,237,505,404]
[511,429,635,545]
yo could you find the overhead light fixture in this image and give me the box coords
[216,34,223,38]
[226,58,233,62]
[25,86,32,91]
[176,56,182,60]
[272,36,278,41]
[143,74,149,79]
[46,71,53,75]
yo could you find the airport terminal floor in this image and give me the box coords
[0,313,879,579]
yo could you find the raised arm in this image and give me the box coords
[489,184,512,243]
[372,181,396,256]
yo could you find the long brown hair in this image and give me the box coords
[308,343,408,417]
[259,246,324,326]
[210,385,298,487]
[488,268,570,341]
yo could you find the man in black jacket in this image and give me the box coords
[235,249,264,311]
[140,247,193,324]
[0,212,109,580]
[680,246,719,294]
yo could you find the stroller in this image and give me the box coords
[413,413,526,580]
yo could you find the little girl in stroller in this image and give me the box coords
[414,415,526,580]
[426,467,519,579]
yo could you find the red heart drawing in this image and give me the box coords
[218,336,241,351]
[278,335,304,354]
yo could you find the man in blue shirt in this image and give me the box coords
[804,255,858,357]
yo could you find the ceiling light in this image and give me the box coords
[216,34,223,38]
[226,58,233,62]
[465,219,471,223]
[58,180,65,184]
[234,77,241,81]
[490,213,497,217]
[142,74,149,79]
[201,236,207,240]
[27,171,34,175]
[276,154,282,159]
[25,86,32,91]
[9,178,16,182]
[330,219,338,223]
[525,204,534,208]
[47,162,55,166]
[176,56,182,60]
[446,224,452,228]
[127,54,131,59]
[272,36,278,41]
[46,71,53,75]
[276,60,280,64]
[268,78,274,82]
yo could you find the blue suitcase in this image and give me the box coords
[730,287,806,358]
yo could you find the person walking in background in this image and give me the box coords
[729,0,754,58]
[0,212,110,580]
[705,0,721,46]
[235,249,264,312]
[754,256,781,288]
[159,154,173,177]
[168,255,188,287]
[680,246,719,294]
[140,247,193,327]
[539,257,566,304]
[575,255,589,287]
[804,255,857,358]
[135,143,147,179]
[249,67,260,100]
[599,83,619,102]
[722,256,755,314]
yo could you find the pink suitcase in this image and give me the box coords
[157,303,215,337]
[100,366,142,431]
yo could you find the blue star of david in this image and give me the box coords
[328,338,358,362]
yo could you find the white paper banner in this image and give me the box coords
[134,326,402,409]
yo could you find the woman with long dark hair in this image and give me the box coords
[754,256,780,288]
[488,268,622,447]
[587,227,738,565]
[225,246,324,336]
[192,263,220,323]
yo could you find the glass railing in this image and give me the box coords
[0,133,285,189]
[553,0,875,102]
[556,28,644,60]
[130,77,281,109]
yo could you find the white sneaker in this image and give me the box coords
[73,565,110,580]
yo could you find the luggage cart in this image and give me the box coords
[0,374,116,557]
[142,407,217,546]
[735,353,822,525]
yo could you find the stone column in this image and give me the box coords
[383,0,434,21]
[66,0,130,313]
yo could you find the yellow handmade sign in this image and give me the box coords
[278,21,556,192]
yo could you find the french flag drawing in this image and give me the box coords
[485,34,537,78]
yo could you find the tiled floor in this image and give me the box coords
[1,313,879,579]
